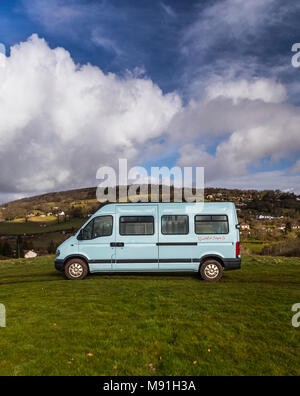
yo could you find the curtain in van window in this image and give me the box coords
[195,215,229,234]
[161,215,189,235]
[119,216,154,235]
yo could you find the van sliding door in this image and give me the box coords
[113,205,159,271]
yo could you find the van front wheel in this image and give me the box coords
[200,260,223,282]
[65,258,88,280]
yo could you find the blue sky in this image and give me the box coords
[0,0,201,94]
[0,0,299,202]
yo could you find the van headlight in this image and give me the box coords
[56,249,60,257]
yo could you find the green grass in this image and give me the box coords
[243,242,265,254]
[0,255,299,376]
[0,218,85,235]
[30,232,69,250]
[27,216,58,222]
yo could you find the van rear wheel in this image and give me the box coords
[65,258,88,280]
[200,260,223,282]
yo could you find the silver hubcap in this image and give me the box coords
[69,263,84,278]
[204,263,219,279]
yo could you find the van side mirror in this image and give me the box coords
[236,224,241,230]
[77,229,84,240]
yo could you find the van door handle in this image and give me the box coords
[110,242,124,247]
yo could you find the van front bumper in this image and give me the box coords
[55,259,64,272]
[223,258,241,271]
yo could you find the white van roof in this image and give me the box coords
[96,202,236,215]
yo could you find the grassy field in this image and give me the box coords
[0,218,85,235]
[11,216,57,223]
[29,232,69,250]
[0,255,299,376]
[243,241,265,254]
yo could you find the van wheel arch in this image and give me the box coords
[199,255,225,271]
[64,255,90,273]
[199,259,223,282]
[64,258,89,280]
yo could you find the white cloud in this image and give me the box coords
[0,35,299,203]
[91,31,122,55]
[220,172,300,193]
[161,3,176,18]
[171,79,299,143]
[0,35,181,196]
[288,160,300,174]
[180,0,300,102]
[211,171,300,194]
[177,145,300,193]
[182,0,294,56]
[182,0,276,56]
[205,78,287,104]
[23,0,83,31]
[173,77,300,189]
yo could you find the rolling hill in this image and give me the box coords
[1,185,299,222]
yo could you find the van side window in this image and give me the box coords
[93,216,113,238]
[82,220,93,240]
[161,215,189,235]
[119,216,154,235]
[82,216,113,240]
[195,215,229,234]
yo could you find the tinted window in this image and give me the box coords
[119,216,154,235]
[195,215,229,234]
[93,216,113,238]
[161,215,189,235]
[82,220,93,240]
[81,216,113,240]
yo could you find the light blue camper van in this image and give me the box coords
[55,202,241,282]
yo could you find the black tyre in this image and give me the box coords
[64,258,89,280]
[200,259,223,282]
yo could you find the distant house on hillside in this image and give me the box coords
[257,215,274,220]
[240,223,250,231]
[24,250,38,259]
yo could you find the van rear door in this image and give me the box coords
[113,205,159,271]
